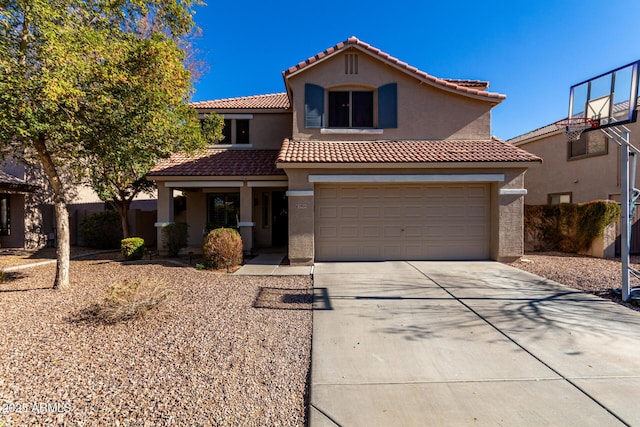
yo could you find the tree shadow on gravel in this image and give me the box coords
[0,272,52,292]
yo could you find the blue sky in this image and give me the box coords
[190,0,640,141]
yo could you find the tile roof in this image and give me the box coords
[509,98,640,145]
[0,170,36,192]
[277,139,541,164]
[283,37,505,102]
[148,149,285,177]
[507,123,561,145]
[191,93,290,110]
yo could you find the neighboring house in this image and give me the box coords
[1,159,157,249]
[0,169,37,248]
[509,119,640,205]
[509,113,640,254]
[149,37,541,264]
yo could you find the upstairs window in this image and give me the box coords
[328,91,373,128]
[305,83,397,129]
[222,119,232,144]
[216,117,251,145]
[568,131,608,159]
[236,119,250,144]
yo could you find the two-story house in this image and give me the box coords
[149,37,541,265]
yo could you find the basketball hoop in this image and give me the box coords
[554,117,600,142]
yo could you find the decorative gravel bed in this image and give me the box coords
[0,255,312,426]
[507,251,640,312]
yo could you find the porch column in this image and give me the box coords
[155,182,174,254]
[238,184,254,254]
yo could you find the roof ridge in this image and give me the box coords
[191,92,287,104]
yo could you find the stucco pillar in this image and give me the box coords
[287,191,314,265]
[155,183,174,254]
[238,184,253,254]
[496,170,527,262]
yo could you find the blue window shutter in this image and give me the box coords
[305,83,324,128]
[378,83,397,128]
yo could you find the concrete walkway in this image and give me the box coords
[234,251,313,276]
[310,261,640,426]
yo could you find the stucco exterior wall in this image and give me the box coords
[247,113,292,149]
[496,170,527,261]
[288,51,494,141]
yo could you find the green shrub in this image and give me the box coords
[525,200,620,252]
[121,237,145,261]
[202,227,243,270]
[161,222,189,257]
[81,210,123,249]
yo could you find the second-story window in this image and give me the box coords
[236,119,250,144]
[219,118,251,145]
[328,91,373,128]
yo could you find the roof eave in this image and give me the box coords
[511,128,563,146]
[276,161,541,169]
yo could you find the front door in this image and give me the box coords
[272,191,288,247]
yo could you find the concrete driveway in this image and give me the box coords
[310,261,640,426]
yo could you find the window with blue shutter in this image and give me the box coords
[378,83,398,128]
[305,83,324,128]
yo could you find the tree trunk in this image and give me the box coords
[53,200,70,289]
[32,135,70,290]
[112,199,132,238]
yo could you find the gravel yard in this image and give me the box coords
[507,251,640,312]
[0,254,312,426]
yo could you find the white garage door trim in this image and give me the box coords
[309,174,504,183]
[315,183,491,262]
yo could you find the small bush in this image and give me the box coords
[73,276,170,324]
[121,237,145,261]
[161,222,189,257]
[202,227,243,270]
[81,210,123,249]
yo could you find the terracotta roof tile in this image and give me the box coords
[148,149,285,177]
[283,37,505,102]
[507,123,561,145]
[191,93,290,110]
[277,139,541,164]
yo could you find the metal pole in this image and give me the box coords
[622,141,631,301]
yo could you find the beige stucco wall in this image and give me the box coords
[287,50,494,141]
[283,166,529,264]
[247,113,292,149]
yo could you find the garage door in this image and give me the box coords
[315,183,490,261]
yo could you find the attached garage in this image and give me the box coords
[314,183,491,261]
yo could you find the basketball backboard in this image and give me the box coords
[568,60,640,132]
